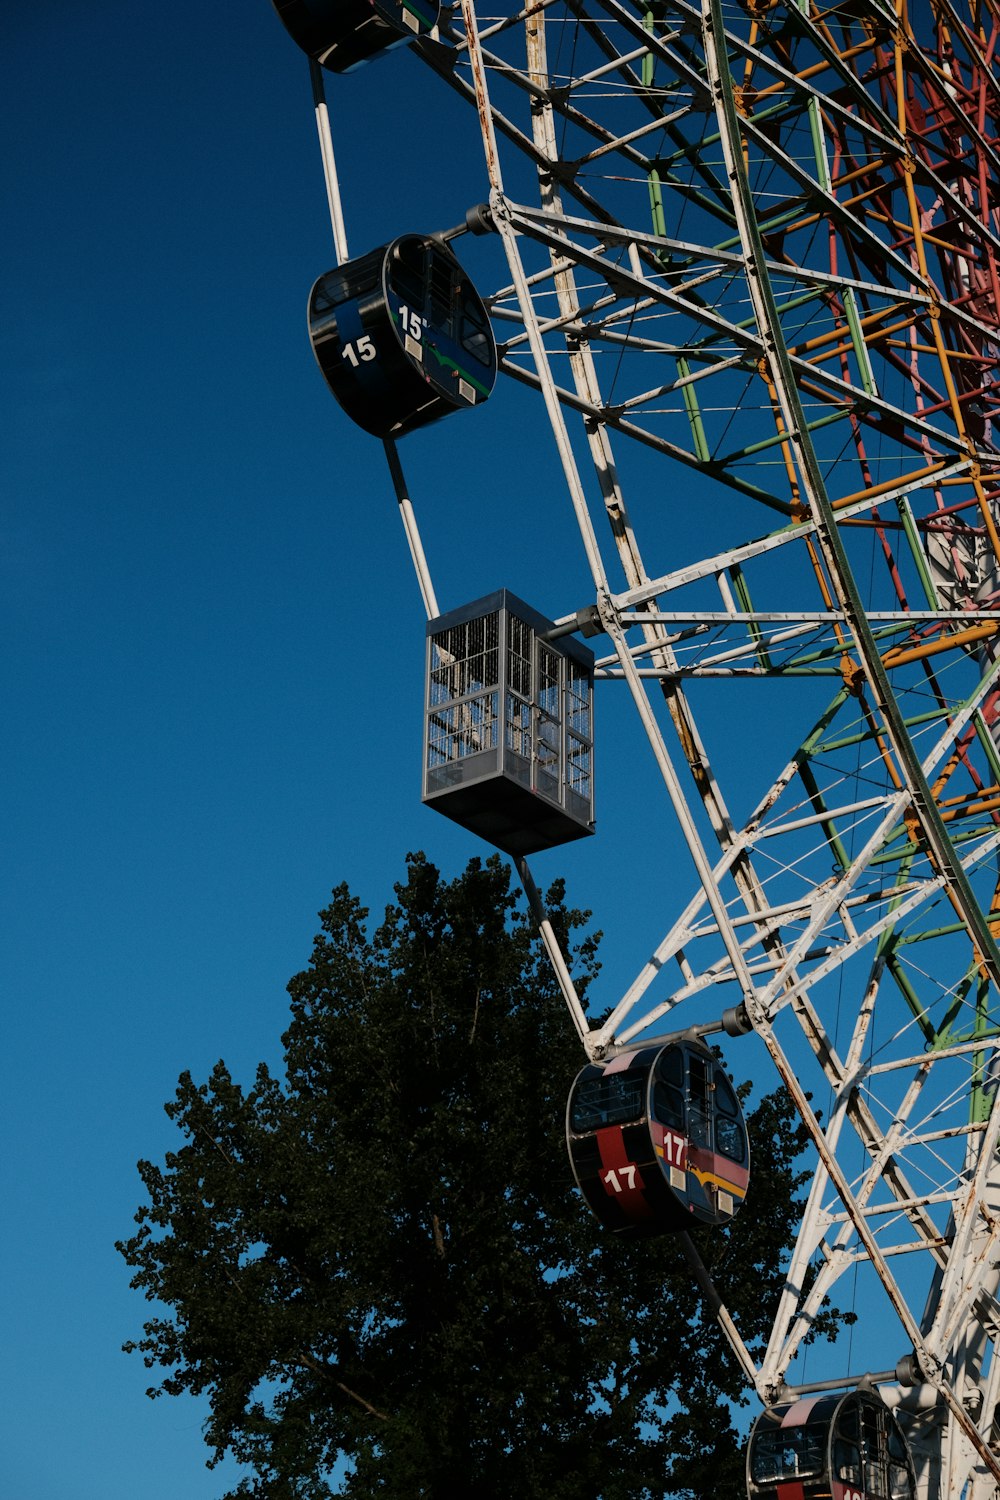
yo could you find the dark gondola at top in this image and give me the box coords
[309,234,497,439]
[566,1037,749,1236]
[746,1389,916,1500]
[271,0,439,73]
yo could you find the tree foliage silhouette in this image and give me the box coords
[119,852,828,1499]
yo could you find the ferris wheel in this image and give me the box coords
[271,2,1000,1496]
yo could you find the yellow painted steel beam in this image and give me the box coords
[832,459,954,510]
[881,622,1000,670]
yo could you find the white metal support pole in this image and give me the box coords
[516,856,593,1049]
[308,58,439,622]
[309,59,350,265]
[382,439,439,620]
[678,1232,761,1389]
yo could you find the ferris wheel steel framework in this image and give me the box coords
[300,2,1000,1495]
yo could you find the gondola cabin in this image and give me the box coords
[746,1390,916,1500]
[309,235,497,439]
[566,1039,749,1236]
[423,591,595,856]
[271,0,439,72]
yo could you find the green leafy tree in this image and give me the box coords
[119,853,827,1499]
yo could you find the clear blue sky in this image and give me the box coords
[3,6,717,1496]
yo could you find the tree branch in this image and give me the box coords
[297,1352,390,1421]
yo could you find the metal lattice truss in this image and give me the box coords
[410,1,1000,1493]
[313,1,1000,1495]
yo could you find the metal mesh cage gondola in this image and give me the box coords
[423,590,594,856]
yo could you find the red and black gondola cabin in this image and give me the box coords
[746,1390,916,1500]
[566,1038,749,1236]
[309,235,497,439]
[271,0,439,73]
